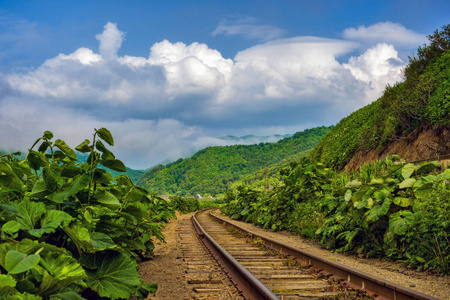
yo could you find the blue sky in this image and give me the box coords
[0,0,449,168]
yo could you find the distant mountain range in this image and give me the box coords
[138,126,332,196]
[217,134,293,144]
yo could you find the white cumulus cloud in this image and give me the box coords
[96,22,125,60]
[344,43,405,102]
[343,22,427,48]
[0,21,421,168]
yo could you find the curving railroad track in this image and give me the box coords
[192,209,440,300]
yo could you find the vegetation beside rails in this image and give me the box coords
[222,156,450,274]
[169,195,223,214]
[0,129,176,299]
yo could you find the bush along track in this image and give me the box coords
[222,156,450,274]
[0,128,175,299]
[168,195,223,214]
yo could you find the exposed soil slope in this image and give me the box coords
[345,125,450,170]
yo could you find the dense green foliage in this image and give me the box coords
[0,151,145,184]
[138,126,332,196]
[0,129,175,299]
[222,157,450,273]
[169,196,222,214]
[311,25,450,169]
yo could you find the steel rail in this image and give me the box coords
[209,210,440,300]
[192,210,279,300]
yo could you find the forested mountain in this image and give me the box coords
[138,126,332,196]
[217,134,292,144]
[310,25,450,169]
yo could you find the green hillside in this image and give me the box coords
[138,126,332,196]
[311,25,450,169]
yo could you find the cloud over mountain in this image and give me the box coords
[0,22,415,168]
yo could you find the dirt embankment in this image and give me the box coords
[345,125,450,170]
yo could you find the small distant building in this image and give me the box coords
[195,194,203,199]
[161,194,169,200]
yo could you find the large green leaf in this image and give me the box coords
[134,283,158,299]
[43,163,63,192]
[373,187,390,202]
[401,163,415,179]
[393,197,414,207]
[344,179,362,190]
[28,210,73,238]
[1,291,42,300]
[26,150,49,170]
[89,232,117,250]
[367,198,391,222]
[0,274,17,288]
[43,131,54,140]
[116,212,137,225]
[114,237,146,252]
[128,186,150,203]
[54,140,77,161]
[413,175,435,199]
[344,189,352,203]
[2,221,21,235]
[83,252,142,300]
[62,222,90,254]
[29,177,47,196]
[369,178,384,186]
[0,162,23,188]
[416,162,436,175]
[351,186,371,203]
[0,240,86,297]
[94,190,121,209]
[413,175,436,191]
[14,201,46,231]
[0,240,73,271]
[388,210,415,235]
[100,159,127,173]
[92,169,114,185]
[437,169,450,181]
[96,128,114,146]
[5,251,40,275]
[75,139,91,153]
[47,174,90,203]
[95,141,115,161]
[398,178,416,189]
[37,251,86,296]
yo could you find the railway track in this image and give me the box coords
[177,217,245,299]
[192,209,440,300]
